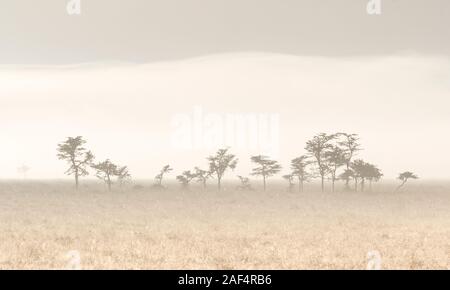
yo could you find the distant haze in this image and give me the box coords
[1,1,449,180]
[1,53,449,179]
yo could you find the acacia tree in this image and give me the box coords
[194,167,211,190]
[57,136,94,190]
[116,166,131,188]
[208,148,238,191]
[282,174,295,193]
[350,159,367,192]
[337,133,362,190]
[237,176,253,191]
[290,156,311,193]
[325,146,347,193]
[176,170,196,189]
[154,165,173,188]
[396,172,418,192]
[366,164,383,192]
[305,133,335,193]
[250,155,282,191]
[350,160,382,192]
[339,169,355,190]
[92,159,118,192]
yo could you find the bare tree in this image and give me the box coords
[290,156,312,193]
[305,133,335,193]
[154,165,173,188]
[194,167,212,190]
[282,174,295,193]
[237,176,253,191]
[116,166,131,189]
[92,159,118,192]
[337,133,362,190]
[325,146,347,193]
[176,170,196,189]
[57,136,94,190]
[208,148,238,191]
[396,172,419,192]
[250,155,282,191]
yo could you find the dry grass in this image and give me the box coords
[0,181,449,270]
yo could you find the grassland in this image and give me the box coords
[0,181,448,270]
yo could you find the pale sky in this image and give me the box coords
[1,53,449,179]
[0,0,449,64]
[0,1,449,180]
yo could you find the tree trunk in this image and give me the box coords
[331,168,337,193]
[298,178,304,193]
[344,163,351,190]
[354,178,358,192]
[321,175,325,193]
[217,177,221,191]
[75,170,79,190]
[361,178,365,192]
[263,175,267,191]
[331,174,336,193]
[396,180,407,192]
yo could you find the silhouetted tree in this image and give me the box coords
[57,136,94,190]
[92,159,118,192]
[237,176,253,191]
[337,133,362,190]
[116,166,131,188]
[339,169,355,190]
[194,167,212,190]
[250,155,282,191]
[396,172,418,192]
[325,146,347,193]
[208,148,238,191]
[282,174,295,193]
[366,164,383,191]
[290,156,312,193]
[154,165,172,188]
[176,170,196,189]
[305,133,336,193]
[350,159,367,192]
[350,160,381,192]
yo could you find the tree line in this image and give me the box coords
[57,133,418,192]
[57,137,131,191]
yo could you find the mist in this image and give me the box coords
[1,52,449,179]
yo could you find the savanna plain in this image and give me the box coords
[0,181,449,270]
